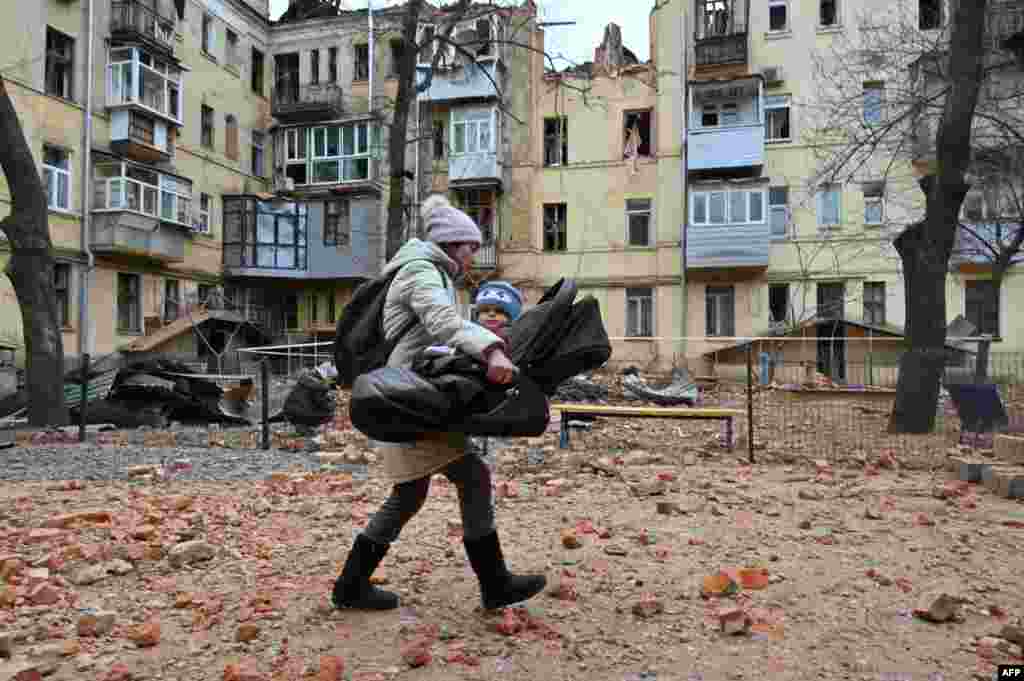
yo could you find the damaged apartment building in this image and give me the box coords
[0,0,541,370]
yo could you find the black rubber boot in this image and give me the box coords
[332,534,399,610]
[464,531,546,610]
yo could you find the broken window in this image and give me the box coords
[768,0,788,31]
[354,44,369,81]
[863,282,885,325]
[698,0,734,39]
[324,200,350,247]
[328,47,338,83]
[54,263,71,328]
[310,48,320,84]
[476,18,493,56]
[816,282,845,319]
[389,40,403,77]
[164,279,180,322]
[705,285,735,337]
[543,203,567,251]
[626,287,654,337]
[701,104,719,127]
[543,116,568,167]
[225,114,238,161]
[765,95,791,141]
[862,181,885,225]
[769,283,789,325]
[919,0,942,30]
[623,109,652,158]
[117,273,142,332]
[45,27,74,100]
[820,0,839,27]
[965,280,999,336]
[251,48,265,95]
[433,121,445,160]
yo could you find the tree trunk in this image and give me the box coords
[0,77,69,427]
[887,0,988,433]
[385,0,425,261]
[888,220,952,433]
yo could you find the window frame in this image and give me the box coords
[705,285,736,337]
[819,0,840,28]
[195,192,211,233]
[354,44,369,82]
[201,13,216,57]
[450,107,495,156]
[691,188,766,226]
[107,46,183,123]
[542,202,567,252]
[117,272,142,333]
[43,145,72,212]
[164,278,180,323]
[304,122,373,185]
[768,186,789,239]
[251,48,265,96]
[625,286,654,338]
[93,159,193,228]
[310,48,320,84]
[625,198,653,247]
[201,105,214,149]
[328,46,338,83]
[862,181,885,226]
[863,82,884,126]
[225,29,239,70]
[862,281,886,325]
[251,130,265,177]
[768,283,790,326]
[764,95,792,143]
[623,109,653,159]
[324,199,351,247]
[53,263,71,329]
[45,27,74,100]
[965,279,1000,337]
[388,40,404,78]
[816,183,842,229]
[433,120,446,160]
[222,198,308,271]
[543,116,568,167]
[919,0,943,30]
[768,0,789,32]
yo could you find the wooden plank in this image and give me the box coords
[550,403,744,418]
[123,311,210,353]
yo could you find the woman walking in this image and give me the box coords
[332,194,547,611]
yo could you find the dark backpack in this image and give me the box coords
[334,259,445,388]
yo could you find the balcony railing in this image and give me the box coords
[110,0,175,54]
[271,83,345,122]
[686,220,770,269]
[688,123,764,172]
[474,241,496,269]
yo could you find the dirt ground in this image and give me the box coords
[2,372,1024,681]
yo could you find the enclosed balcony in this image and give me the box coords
[685,186,770,270]
[687,77,764,176]
[110,109,174,163]
[92,158,195,232]
[694,0,748,67]
[272,83,345,123]
[416,58,501,103]
[106,46,183,126]
[90,213,186,262]
[110,0,175,56]
[279,120,377,189]
[447,107,501,186]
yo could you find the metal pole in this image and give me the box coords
[78,353,90,442]
[746,343,755,464]
[261,360,270,450]
[78,0,96,363]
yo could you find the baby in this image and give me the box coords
[473,281,524,344]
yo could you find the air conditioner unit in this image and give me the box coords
[762,66,784,84]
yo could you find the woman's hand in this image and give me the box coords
[485,348,518,384]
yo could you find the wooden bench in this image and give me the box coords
[550,403,746,450]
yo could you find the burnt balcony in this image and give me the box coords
[272,83,345,123]
[110,0,175,56]
[694,32,747,67]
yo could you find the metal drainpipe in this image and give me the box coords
[679,0,689,361]
[78,0,96,360]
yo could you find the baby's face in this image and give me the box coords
[477,305,509,324]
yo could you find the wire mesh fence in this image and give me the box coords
[675,335,1024,465]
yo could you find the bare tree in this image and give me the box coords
[0,76,69,426]
[806,0,1018,432]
